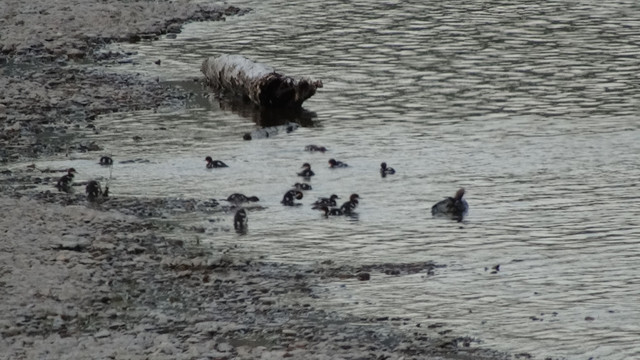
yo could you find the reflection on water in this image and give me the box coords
[40,0,640,359]
[214,94,317,128]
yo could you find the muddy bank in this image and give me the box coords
[0,0,246,164]
[0,180,505,359]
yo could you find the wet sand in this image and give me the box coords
[0,1,508,358]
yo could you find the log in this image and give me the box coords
[201,54,322,108]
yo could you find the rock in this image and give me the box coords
[56,236,91,251]
[216,342,233,352]
[94,329,111,338]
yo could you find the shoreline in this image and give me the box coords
[1,1,511,359]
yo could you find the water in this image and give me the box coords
[34,0,640,358]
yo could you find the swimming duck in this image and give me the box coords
[234,209,248,232]
[305,145,327,153]
[318,205,344,217]
[312,194,340,208]
[297,163,315,178]
[328,158,348,168]
[86,180,109,203]
[293,182,312,191]
[281,189,304,206]
[340,193,360,214]
[56,168,77,193]
[99,156,113,166]
[205,156,229,168]
[380,162,395,176]
[431,188,469,222]
[226,193,260,204]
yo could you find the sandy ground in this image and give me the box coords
[0,1,510,359]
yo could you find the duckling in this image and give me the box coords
[56,168,77,193]
[281,190,304,206]
[226,193,260,204]
[328,158,348,168]
[340,193,360,215]
[312,194,340,208]
[205,156,229,168]
[99,156,113,166]
[234,209,248,232]
[380,162,395,177]
[431,188,469,222]
[305,145,327,153]
[297,163,315,178]
[293,182,312,191]
[86,180,109,203]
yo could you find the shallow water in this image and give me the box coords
[31,0,640,358]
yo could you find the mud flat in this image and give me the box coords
[0,1,512,359]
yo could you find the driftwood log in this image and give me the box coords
[201,54,322,108]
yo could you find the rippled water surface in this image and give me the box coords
[38,0,640,358]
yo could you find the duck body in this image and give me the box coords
[431,188,468,222]
[312,194,340,208]
[293,183,312,191]
[318,206,344,217]
[234,209,248,232]
[281,190,304,206]
[99,156,113,166]
[380,162,395,176]
[297,163,315,178]
[328,158,348,168]
[56,168,77,193]
[340,193,360,214]
[227,193,260,204]
[205,156,229,168]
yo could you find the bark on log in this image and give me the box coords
[201,54,323,108]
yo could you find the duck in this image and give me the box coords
[205,156,229,168]
[380,162,395,176]
[297,163,315,178]
[99,156,113,166]
[281,189,304,206]
[312,194,340,208]
[431,188,469,222]
[305,145,327,153]
[226,193,260,204]
[328,158,348,168]
[56,168,77,193]
[234,209,248,232]
[293,182,312,191]
[340,193,360,214]
[318,205,344,217]
[86,180,109,203]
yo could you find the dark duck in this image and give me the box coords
[86,180,109,203]
[380,162,396,177]
[293,182,312,191]
[305,145,327,153]
[328,158,348,168]
[317,205,344,217]
[56,168,77,193]
[297,163,315,178]
[234,209,248,232]
[205,156,229,168]
[226,193,260,204]
[340,193,360,214]
[99,156,113,166]
[431,188,469,222]
[312,194,340,208]
[281,190,304,206]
